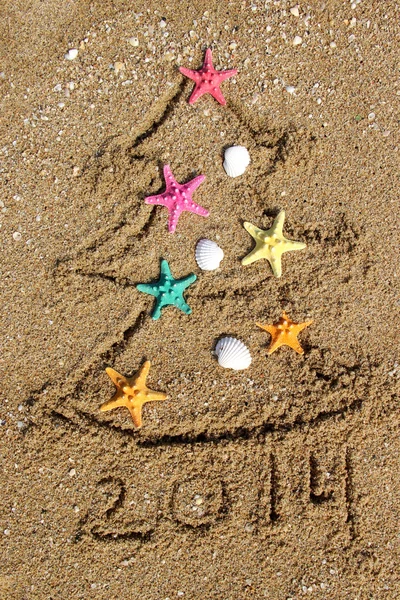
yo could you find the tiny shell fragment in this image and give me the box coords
[65,49,78,61]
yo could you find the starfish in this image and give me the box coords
[145,164,208,233]
[257,312,313,355]
[241,210,306,277]
[137,259,197,320]
[100,361,167,428]
[179,48,237,105]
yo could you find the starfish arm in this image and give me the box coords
[267,338,284,355]
[168,207,183,233]
[145,391,168,402]
[269,255,283,278]
[105,367,128,388]
[179,66,200,81]
[272,210,286,237]
[281,240,307,252]
[209,86,227,105]
[132,360,151,388]
[163,164,176,187]
[188,84,207,105]
[243,221,266,240]
[136,283,160,297]
[203,48,214,69]
[184,174,205,194]
[150,296,165,320]
[160,259,172,278]
[286,337,305,354]
[295,320,313,333]
[175,296,192,315]
[242,245,269,266]
[187,201,209,217]
[100,392,127,412]
[256,323,276,336]
[145,193,168,206]
[128,405,143,428]
[217,69,238,82]
[177,272,197,289]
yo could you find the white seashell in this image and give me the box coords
[195,239,224,271]
[214,337,252,370]
[223,145,250,178]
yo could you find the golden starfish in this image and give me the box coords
[241,210,306,277]
[257,312,313,355]
[100,361,167,428]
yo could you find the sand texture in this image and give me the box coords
[1,0,399,598]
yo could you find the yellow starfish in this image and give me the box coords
[100,361,167,428]
[257,312,313,355]
[241,210,306,277]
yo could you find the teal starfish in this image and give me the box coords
[137,259,197,320]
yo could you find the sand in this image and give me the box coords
[1,0,399,598]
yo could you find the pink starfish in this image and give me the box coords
[179,48,237,105]
[145,165,209,233]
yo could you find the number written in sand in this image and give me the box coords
[77,440,352,541]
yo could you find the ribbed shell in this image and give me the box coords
[195,239,224,271]
[223,145,250,178]
[215,337,252,370]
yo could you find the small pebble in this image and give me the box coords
[285,85,296,94]
[128,37,139,47]
[293,35,303,46]
[13,232,22,241]
[64,49,78,61]
[368,112,375,121]
[114,61,125,74]
[290,5,300,17]
[69,468,76,477]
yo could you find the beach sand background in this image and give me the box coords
[0,0,399,598]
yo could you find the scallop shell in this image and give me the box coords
[223,145,250,178]
[214,337,252,370]
[195,239,224,271]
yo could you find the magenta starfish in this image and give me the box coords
[145,165,209,233]
[179,48,237,105]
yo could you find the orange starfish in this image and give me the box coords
[100,361,167,428]
[257,312,313,355]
